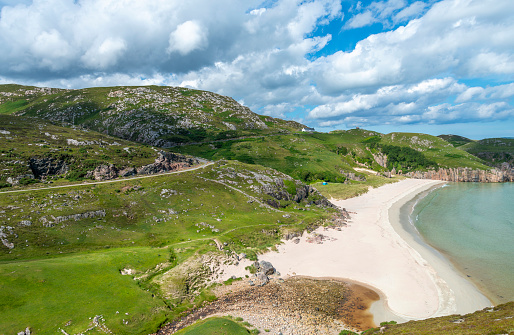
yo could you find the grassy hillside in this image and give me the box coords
[0,84,304,147]
[0,160,333,334]
[175,316,258,335]
[438,134,473,147]
[176,129,489,187]
[0,114,168,186]
[460,138,514,166]
[377,132,487,169]
[363,302,514,335]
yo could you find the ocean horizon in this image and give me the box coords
[407,182,514,305]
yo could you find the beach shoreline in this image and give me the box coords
[259,178,492,324]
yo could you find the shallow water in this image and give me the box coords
[409,182,514,304]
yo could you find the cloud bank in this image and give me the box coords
[0,0,513,135]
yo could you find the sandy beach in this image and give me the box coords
[260,178,492,323]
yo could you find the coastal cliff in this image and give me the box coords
[405,163,514,182]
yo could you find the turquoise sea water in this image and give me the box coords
[409,182,514,304]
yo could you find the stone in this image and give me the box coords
[254,272,269,286]
[92,164,118,181]
[259,261,276,275]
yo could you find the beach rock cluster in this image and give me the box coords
[249,260,277,287]
[405,165,514,182]
[157,277,373,335]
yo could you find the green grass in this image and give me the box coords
[0,247,169,335]
[460,138,514,165]
[177,130,491,188]
[314,174,404,200]
[174,316,254,335]
[438,134,473,147]
[363,302,514,335]
[0,99,28,114]
[0,160,331,333]
[381,132,488,169]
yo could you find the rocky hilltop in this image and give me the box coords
[0,84,304,147]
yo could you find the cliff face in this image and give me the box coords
[405,163,514,182]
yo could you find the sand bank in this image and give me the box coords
[260,178,492,322]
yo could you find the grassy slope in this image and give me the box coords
[0,248,169,335]
[175,129,387,182]
[0,114,163,184]
[0,84,304,146]
[460,138,514,165]
[174,316,256,335]
[381,132,488,169]
[176,129,488,188]
[437,134,473,147]
[314,173,405,200]
[0,161,332,334]
[363,302,514,335]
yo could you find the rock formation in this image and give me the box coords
[405,164,514,182]
[29,157,69,178]
[87,151,200,181]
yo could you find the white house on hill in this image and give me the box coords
[302,127,315,132]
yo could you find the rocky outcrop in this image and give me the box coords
[136,151,200,175]
[258,178,333,208]
[17,327,31,335]
[87,151,200,181]
[29,157,68,178]
[6,174,35,185]
[92,164,118,181]
[405,164,514,182]
[0,225,15,249]
[54,210,106,223]
[372,152,388,168]
[341,172,366,182]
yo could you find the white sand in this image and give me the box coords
[260,178,492,322]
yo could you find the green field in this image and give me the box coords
[174,316,257,335]
[0,160,332,334]
[0,248,168,334]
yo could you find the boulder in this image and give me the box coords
[259,261,276,275]
[254,272,269,286]
[92,164,118,181]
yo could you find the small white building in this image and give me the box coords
[302,127,315,132]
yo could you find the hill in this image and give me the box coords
[362,302,514,335]
[0,84,513,334]
[460,138,514,166]
[437,134,473,147]
[0,159,335,334]
[0,84,304,147]
[175,129,490,186]
[0,114,199,188]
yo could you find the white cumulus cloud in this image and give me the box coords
[167,20,208,55]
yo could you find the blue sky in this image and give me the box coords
[0,0,513,139]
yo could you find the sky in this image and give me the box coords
[0,0,513,139]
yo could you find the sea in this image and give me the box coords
[406,182,514,305]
